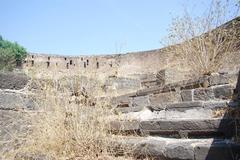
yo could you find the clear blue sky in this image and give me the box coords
[0,0,237,55]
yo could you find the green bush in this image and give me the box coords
[0,48,16,71]
[0,35,27,71]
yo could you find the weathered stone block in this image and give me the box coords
[149,92,182,106]
[193,88,215,101]
[213,85,233,99]
[140,119,235,137]
[165,108,213,119]
[131,95,149,108]
[136,86,162,96]
[181,89,193,101]
[133,139,166,159]
[165,142,194,160]
[209,74,229,86]
[166,101,203,112]
[111,93,135,107]
[0,72,29,90]
[203,101,227,109]
[0,91,35,110]
[141,80,158,89]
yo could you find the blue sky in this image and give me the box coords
[0,0,237,55]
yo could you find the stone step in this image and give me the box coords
[112,84,235,113]
[112,72,238,108]
[111,136,240,160]
[141,78,158,88]
[115,101,233,120]
[110,118,236,138]
[149,101,230,119]
[115,101,231,119]
[140,118,235,138]
[149,101,228,111]
[137,73,236,96]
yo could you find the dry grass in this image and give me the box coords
[212,108,228,118]
[164,0,240,77]
[2,77,136,160]
[212,106,240,118]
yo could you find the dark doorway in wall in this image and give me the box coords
[109,63,112,67]
[81,57,83,61]
[64,57,67,60]
[31,60,34,66]
[56,63,58,66]
[32,55,34,58]
[70,60,73,65]
[84,62,86,68]
[48,57,50,60]
[47,61,50,68]
[86,59,89,65]
[97,62,99,69]
[66,63,69,69]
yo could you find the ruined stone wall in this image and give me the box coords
[23,48,240,86]
[23,47,177,81]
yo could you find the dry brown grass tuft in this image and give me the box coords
[9,78,134,160]
[212,108,228,118]
[212,106,240,118]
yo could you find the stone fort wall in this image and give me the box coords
[23,47,240,86]
[22,17,240,82]
[23,47,180,80]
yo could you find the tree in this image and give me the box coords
[0,35,27,71]
[164,0,240,76]
[0,48,16,71]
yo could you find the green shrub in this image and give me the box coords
[0,35,27,71]
[0,48,16,71]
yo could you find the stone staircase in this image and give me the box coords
[110,72,240,160]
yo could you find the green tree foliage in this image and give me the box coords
[0,48,16,71]
[0,35,27,71]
